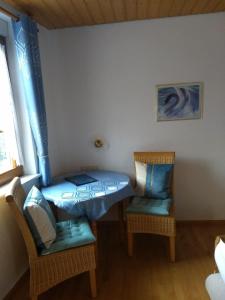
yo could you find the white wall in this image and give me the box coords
[39,13,225,220]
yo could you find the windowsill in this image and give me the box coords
[0,165,23,186]
[20,173,41,184]
[0,173,41,198]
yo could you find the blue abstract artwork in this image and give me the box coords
[157,83,202,121]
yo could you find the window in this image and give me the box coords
[0,36,20,176]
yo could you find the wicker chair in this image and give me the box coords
[126,152,176,262]
[5,177,97,300]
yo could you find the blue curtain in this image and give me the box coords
[12,15,51,186]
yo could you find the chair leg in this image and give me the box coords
[89,269,97,298]
[127,232,133,256]
[30,280,38,300]
[169,236,175,262]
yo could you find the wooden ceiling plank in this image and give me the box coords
[40,0,72,28]
[204,0,225,13]
[71,0,94,25]
[191,0,213,14]
[124,0,136,21]
[169,0,186,17]
[84,0,105,24]
[32,0,58,28]
[3,0,225,29]
[148,0,161,18]
[51,0,77,27]
[158,0,174,18]
[69,0,85,25]
[202,0,222,13]
[180,0,197,15]
[110,0,125,22]
[213,0,225,11]
[137,0,149,20]
[98,0,115,23]
[33,0,64,28]
[56,0,83,27]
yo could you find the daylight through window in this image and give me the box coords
[0,37,19,174]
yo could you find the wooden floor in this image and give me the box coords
[8,222,225,300]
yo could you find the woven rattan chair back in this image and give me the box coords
[5,177,38,258]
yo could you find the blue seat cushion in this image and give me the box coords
[126,196,172,216]
[40,217,96,255]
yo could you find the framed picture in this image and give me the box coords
[156,82,203,121]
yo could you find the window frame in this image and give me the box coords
[0,34,23,184]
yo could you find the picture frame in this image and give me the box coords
[156,82,203,121]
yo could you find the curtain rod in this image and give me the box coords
[0,6,19,21]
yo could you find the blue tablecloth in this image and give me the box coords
[42,170,134,220]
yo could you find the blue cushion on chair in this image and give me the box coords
[23,186,56,250]
[40,217,96,255]
[145,164,173,199]
[135,162,173,199]
[126,196,172,216]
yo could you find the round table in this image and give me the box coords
[41,170,134,221]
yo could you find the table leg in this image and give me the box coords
[48,201,58,221]
[91,221,98,263]
[118,200,126,242]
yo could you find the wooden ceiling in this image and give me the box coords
[3,0,225,29]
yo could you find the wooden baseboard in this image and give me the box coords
[3,269,28,300]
